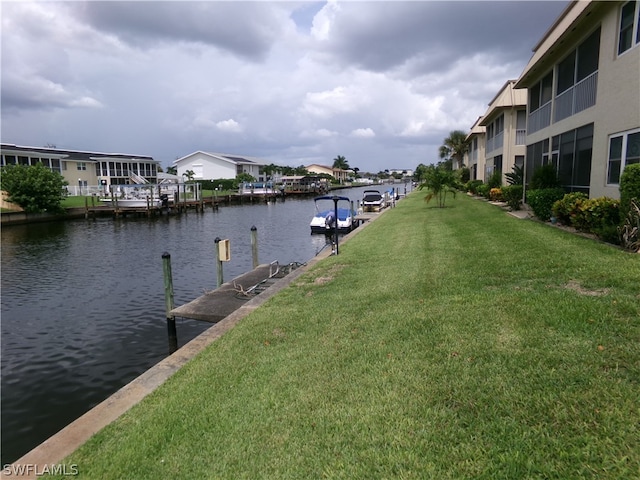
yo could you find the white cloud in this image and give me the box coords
[216,119,243,133]
[350,128,375,138]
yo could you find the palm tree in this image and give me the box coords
[439,130,470,170]
[332,155,349,170]
[418,164,457,208]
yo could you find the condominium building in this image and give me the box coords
[467,0,639,199]
[514,0,639,198]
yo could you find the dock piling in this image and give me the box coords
[215,237,224,288]
[162,252,178,353]
[251,225,259,269]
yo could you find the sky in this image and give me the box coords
[1,0,569,173]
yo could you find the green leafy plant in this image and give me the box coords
[476,183,491,199]
[618,198,640,252]
[487,171,502,189]
[619,163,640,221]
[418,164,457,207]
[505,164,524,186]
[501,185,523,211]
[530,164,560,190]
[552,192,588,226]
[0,163,68,213]
[465,180,483,195]
[571,197,620,243]
[527,188,565,221]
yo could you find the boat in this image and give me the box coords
[100,196,164,208]
[362,189,385,212]
[310,195,356,234]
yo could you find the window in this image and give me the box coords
[608,129,640,184]
[77,162,87,171]
[552,123,593,193]
[529,72,553,112]
[618,1,640,55]
[556,28,600,94]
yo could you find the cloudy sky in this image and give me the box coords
[1,1,568,173]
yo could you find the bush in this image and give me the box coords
[619,163,640,221]
[476,183,491,199]
[466,180,483,195]
[487,171,502,189]
[0,163,68,213]
[527,188,565,221]
[552,192,588,226]
[505,164,524,186]
[502,185,523,211]
[530,164,560,190]
[489,188,503,201]
[200,179,236,191]
[618,198,640,252]
[572,197,620,243]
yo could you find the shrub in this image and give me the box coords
[476,183,491,199]
[552,192,588,226]
[466,180,484,195]
[530,164,560,190]
[501,185,523,211]
[0,163,68,213]
[487,171,502,189]
[619,163,640,221]
[618,198,640,252]
[572,197,620,243]
[527,188,565,221]
[489,188,503,201]
[505,164,524,186]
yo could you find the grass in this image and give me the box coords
[51,193,639,479]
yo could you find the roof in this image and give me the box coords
[478,80,526,126]
[515,0,602,88]
[0,143,156,162]
[173,151,271,166]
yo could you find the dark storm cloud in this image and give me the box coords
[73,1,284,61]
[320,1,566,74]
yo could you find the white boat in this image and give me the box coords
[310,195,356,235]
[100,196,164,208]
[362,189,385,212]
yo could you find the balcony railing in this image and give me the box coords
[528,101,551,134]
[485,131,504,155]
[554,71,598,122]
[515,129,526,145]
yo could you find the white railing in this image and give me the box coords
[515,129,527,145]
[554,71,598,122]
[528,101,552,134]
[485,131,504,154]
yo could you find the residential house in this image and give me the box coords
[305,164,350,183]
[0,143,159,195]
[478,80,527,184]
[514,0,640,198]
[173,151,271,182]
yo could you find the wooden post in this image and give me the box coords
[162,252,178,353]
[251,225,258,269]
[215,237,224,288]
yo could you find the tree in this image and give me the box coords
[413,163,429,182]
[418,164,457,208]
[183,169,195,182]
[236,172,256,184]
[439,130,470,169]
[0,163,68,213]
[332,155,349,170]
[166,166,178,175]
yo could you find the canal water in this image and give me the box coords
[1,185,405,464]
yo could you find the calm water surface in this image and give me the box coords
[1,186,393,464]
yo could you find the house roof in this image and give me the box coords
[173,151,270,166]
[478,80,526,126]
[0,143,155,162]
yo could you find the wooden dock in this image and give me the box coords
[170,262,302,323]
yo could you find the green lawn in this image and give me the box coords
[52,193,639,479]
